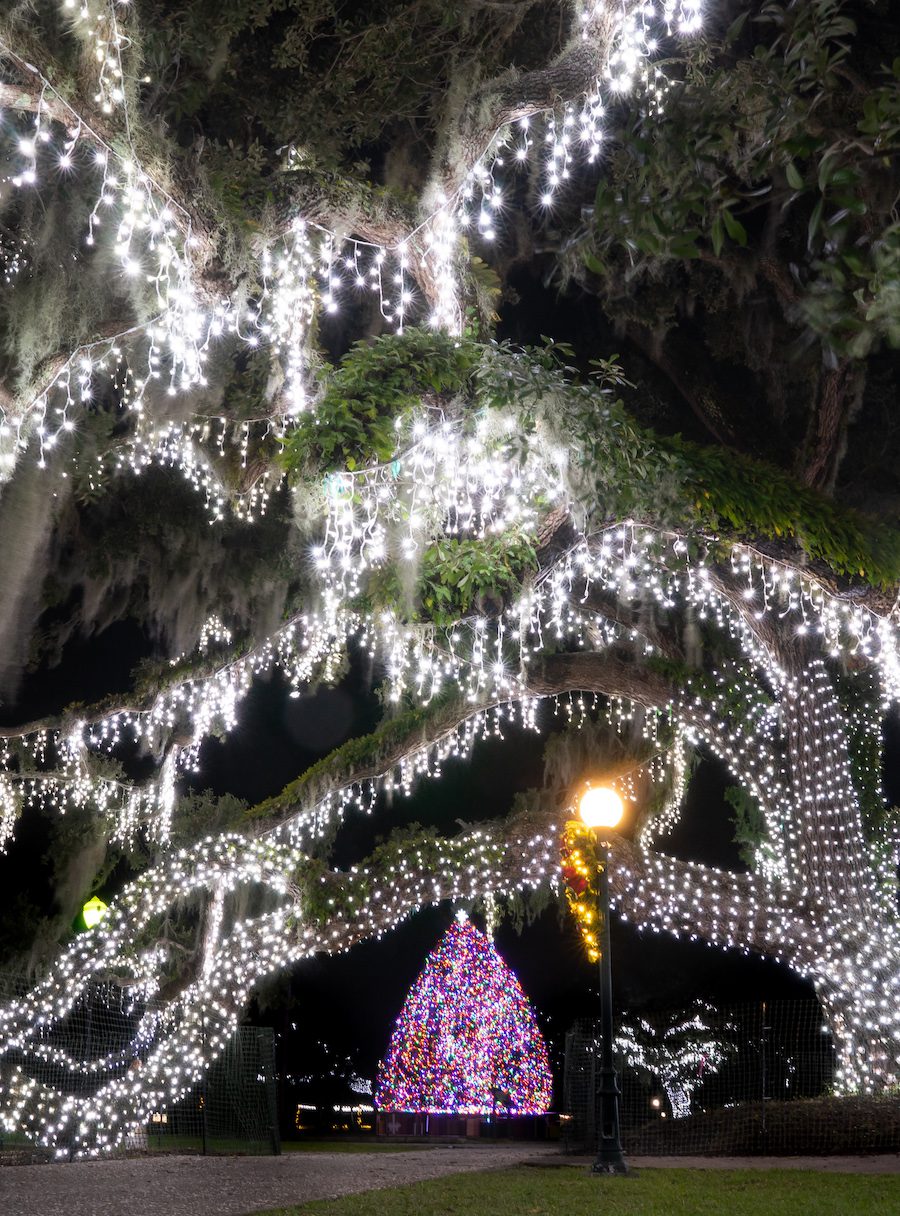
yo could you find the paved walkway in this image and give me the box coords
[3,1146,899,1216]
[0,1144,555,1216]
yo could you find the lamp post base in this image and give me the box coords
[591,1062,627,1175]
[590,1147,629,1175]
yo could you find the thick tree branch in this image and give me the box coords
[314,806,775,960]
[248,691,515,836]
[705,562,799,672]
[0,80,74,127]
[801,358,866,493]
[607,833,774,957]
[581,582,684,663]
[447,4,628,191]
[523,648,674,706]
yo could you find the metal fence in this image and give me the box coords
[563,1001,900,1156]
[146,1025,280,1156]
[0,973,279,1159]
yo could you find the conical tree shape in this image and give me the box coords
[375,916,553,1114]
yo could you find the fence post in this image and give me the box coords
[265,1029,282,1156]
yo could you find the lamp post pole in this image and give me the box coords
[576,783,629,1176]
[592,838,627,1175]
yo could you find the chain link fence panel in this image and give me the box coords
[0,973,279,1160]
[563,1000,900,1155]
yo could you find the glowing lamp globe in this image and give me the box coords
[578,786,624,831]
[82,896,108,929]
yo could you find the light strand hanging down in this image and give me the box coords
[0,2,707,487]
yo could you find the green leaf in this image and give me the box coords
[584,252,606,277]
[711,215,724,257]
[670,235,701,259]
[785,161,804,190]
[721,209,748,247]
[818,150,841,194]
[725,11,749,45]
[808,197,824,249]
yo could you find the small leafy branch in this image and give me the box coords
[280,330,479,473]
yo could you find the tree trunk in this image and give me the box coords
[807,925,900,1093]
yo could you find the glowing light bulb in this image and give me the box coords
[578,785,624,830]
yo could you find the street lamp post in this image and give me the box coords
[578,785,628,1176]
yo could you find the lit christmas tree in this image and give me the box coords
[375,916,553,1115]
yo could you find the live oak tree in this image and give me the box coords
[0,0,898,1156]
[571,0,900,493]
[614,1001,732,1119]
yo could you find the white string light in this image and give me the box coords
[1,2,705,488]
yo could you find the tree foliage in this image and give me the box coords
[571,0,900,492]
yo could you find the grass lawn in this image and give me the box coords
[0,1132,32,1147]
[146,1134,250,1153]
[248,1165,900,1216]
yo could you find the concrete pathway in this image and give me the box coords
[0,1144,555,1216]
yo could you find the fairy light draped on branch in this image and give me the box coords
[61,1,131,114]
[1,2,707,487]
[0,39,221,474]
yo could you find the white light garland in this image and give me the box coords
[1,1,706,491]
[61,1,131,114]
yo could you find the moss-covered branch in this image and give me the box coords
[301,803,771,960]
[479,341,900,590]
[244,689,501,835]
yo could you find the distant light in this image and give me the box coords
[578,786,624,830]
[82,896,108,929]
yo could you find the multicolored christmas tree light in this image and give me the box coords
[375,915,553,1115]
